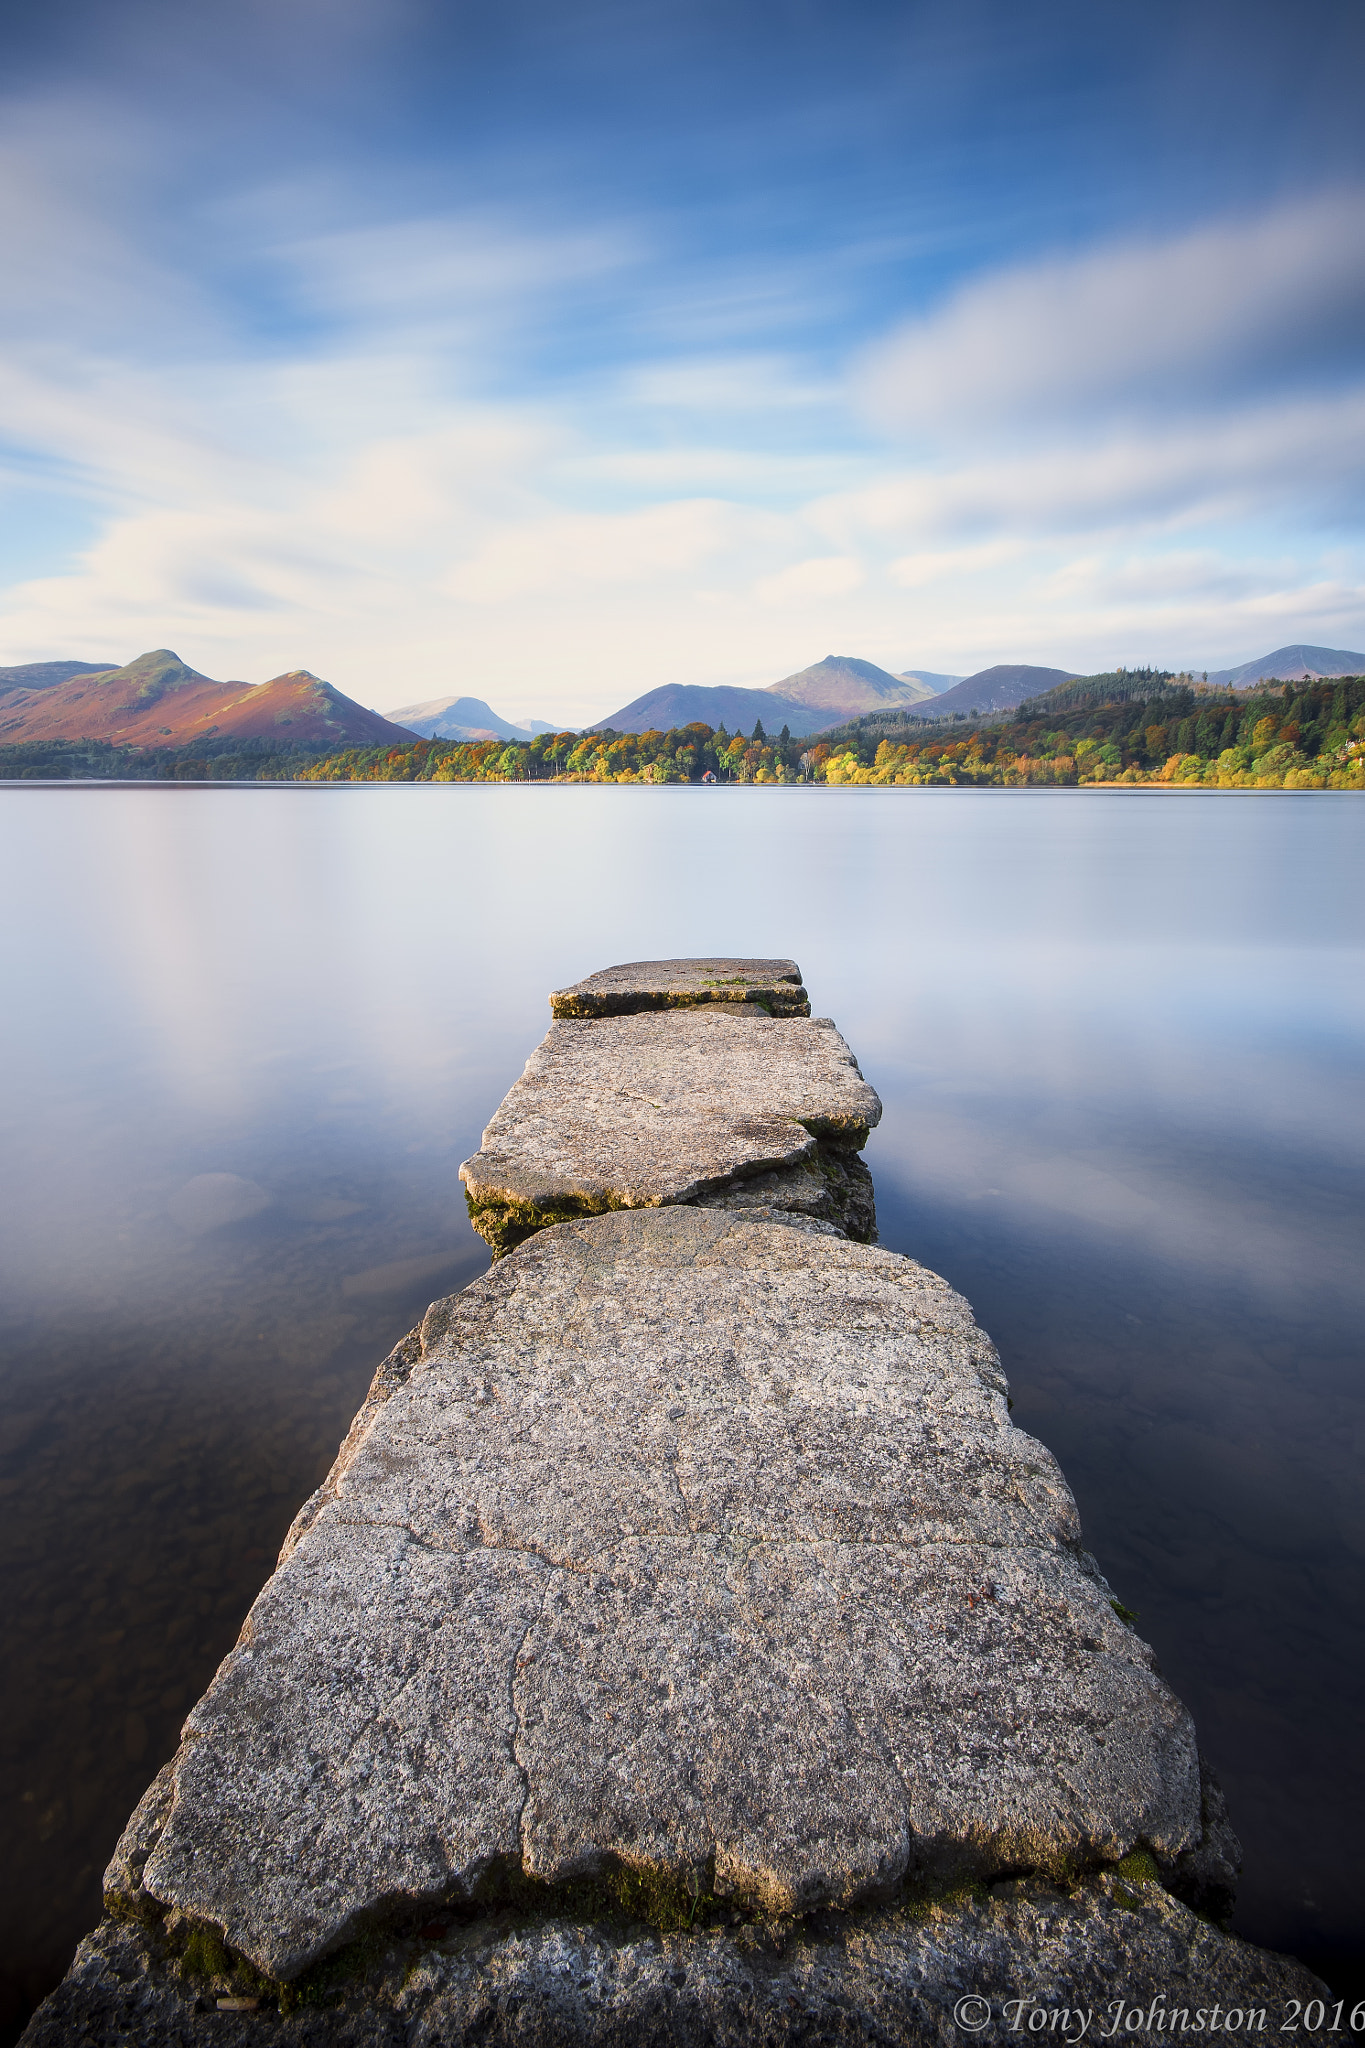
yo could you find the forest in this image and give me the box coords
[293,672,1365,790]
[3,673,1363,788]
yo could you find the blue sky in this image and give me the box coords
[1,0,1363,724]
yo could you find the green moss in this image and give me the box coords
[179,1920,231,1983]
[464,1188,629,1258]
[1110,1597,1140,1627]
[175,1917,285,2004]
[899,1875,991,1921]
[608,1862,718,1931]
[465,1855,723,1935]
[1107,1848,1160,1912]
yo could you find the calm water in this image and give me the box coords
[1,784,1362,2030]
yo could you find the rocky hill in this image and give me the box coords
[0,650,419,751]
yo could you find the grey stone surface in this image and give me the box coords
[119,1210,1202,1983]
[24,1873,1328,2047]
[460,1008,881,1254]
[695,1147,877,1241]
[550,957,810,1018]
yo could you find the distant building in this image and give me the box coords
[701,770,716,783]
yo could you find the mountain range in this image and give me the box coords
[2,641,1361,757]
[590,655,957,736]
[0,650,418,751]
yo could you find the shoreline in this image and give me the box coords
[1,777,1358,795]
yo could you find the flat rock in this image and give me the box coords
[550,957,810,1018]
[123,1210,1201,1983]
[460,1009,881,1254]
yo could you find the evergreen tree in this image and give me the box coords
[751,718,766,743]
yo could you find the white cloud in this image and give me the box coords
[618,354,837,414]
[889,540,1024,589]
[269,212,638,334]
[858,189,1365,440]
[445,499,757,603]
[753,555,864,606]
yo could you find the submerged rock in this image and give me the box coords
[174,1172,271,1235]
[460,1008,880,1255]
[550,956,810,1018]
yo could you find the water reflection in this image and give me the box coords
[1,784,1361,2031]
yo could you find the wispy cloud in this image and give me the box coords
[857,190,1365,440]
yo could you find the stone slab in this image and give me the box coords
[459,1008,882,1253]
[123,1210,1201,1982]
[550,957,810,1018]
[25,1875,1327,2047]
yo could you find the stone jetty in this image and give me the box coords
[23,961,1326,2043]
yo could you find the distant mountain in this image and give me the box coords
[591,683,834,737]
[386,693,564,742]
[902,664,1078,719]
[898,670,962,694]
[594,653,952,737]
[0,659,121,701]
[764,655,939,717]
[1205,644,1365,688]
[0,648,417,750]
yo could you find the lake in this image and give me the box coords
[1,782,1362,2033]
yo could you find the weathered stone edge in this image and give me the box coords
[35,1868,1329,2046]
[460,1125,878,1257]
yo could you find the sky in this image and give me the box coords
[0,0,1363,728]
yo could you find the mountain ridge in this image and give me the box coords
[0,649,418,751]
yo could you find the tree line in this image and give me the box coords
[294,676,1365,790]
[294,721,814,785]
